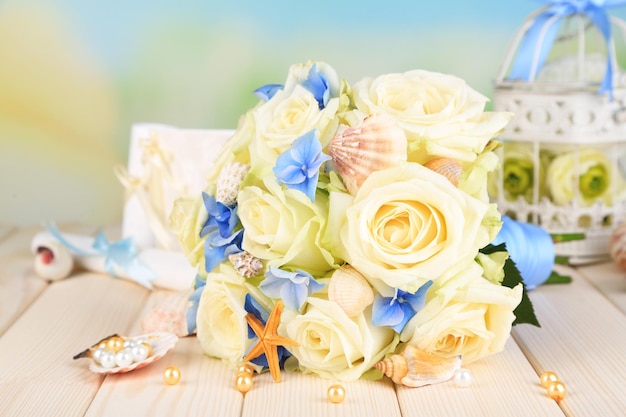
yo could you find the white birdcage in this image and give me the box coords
[492,4,626,263]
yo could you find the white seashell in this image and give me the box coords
[374,345,461,388]
[423,158,462,187]
[216,162,250,206]
[328,266,374,317]
[328,114,407,194]
[86,332,178,374]
[33,242,74,281]
[141,289,193,337]
[609,222,626,271]
[229,251,264,278]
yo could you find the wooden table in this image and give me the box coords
[0,225,624,417]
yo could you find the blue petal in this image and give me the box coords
[275,164,306,185]
[254,83,283,101]
[290,131,319,164]
[281,281,308,311]
[307,276,325,294]
[258,275,286,299]
[288,176,317,202]
[371,295,405,327]
[402,281,433,312]
[391,302,416,333]
[244,294,268,339]
[301,64,329,109]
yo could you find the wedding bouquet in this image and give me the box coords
[170,61,535,386]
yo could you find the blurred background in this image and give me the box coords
[2,0,626,226]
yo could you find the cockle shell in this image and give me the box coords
[229,251,264,278]
[328,265,374,317]
[423,158,462,187]
[74,332,179,374]
[374,345,461,388]
[216,162,250,207]
[328,114,407,194]
[32,242,74,281]
[609,222,626,271]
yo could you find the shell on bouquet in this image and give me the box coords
[229,251,263,278]
[328,265,374,317]
[374,345,461,388]
[328,114,407,194]
[216,162,250,207]
[423,158,462,187]
[73,332,179,375]
[33,242,74,281]
[609,222,626,271]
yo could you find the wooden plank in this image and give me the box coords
[0,224,15,243]
[512,265,626,417]
[0,274,149,417]
[242,371,402,417]
[575,261,626,314]
[396,338,564,417]
[85,289,245,417]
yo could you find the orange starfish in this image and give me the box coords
[243,300,299,382]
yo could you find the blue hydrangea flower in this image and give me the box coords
[258,266,324,312]
[186,274,207,335]
[372,281,434,333]
[243,294,291,368]
[301,63,331,109]
[204,229,243,273]
[200,192,239,239]
[273,130,331,202]
[253,83,283,101]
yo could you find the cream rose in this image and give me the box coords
[401,261,522,364]
[249,84,339,177]
[339,163,494,294]
[195,263,252,366]
[352,70,511,163]
[282,297,398,381]
[169,195,207,269]
[237,177,337,276]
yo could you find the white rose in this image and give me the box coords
[195,264,252,367]
[352,70,511,163]
[282,297,398,381]
[339,163,494,294]
[402,262,522,364]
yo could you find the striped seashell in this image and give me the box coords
[328,114,407,194]
[423,158,462,187]
[229,251,264,278]
[374,345,461,388]
[216,162,250,207]
[328,265,374,317]
[609,222,626,271]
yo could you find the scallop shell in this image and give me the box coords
[74,332,179,374]
[32,242,74,281]
[609,222,626,271]
[423,158,462,187]
[216,162,250,207]
[328,266,374,317]
[229,251,264,278]
[328,114,407,194]
[374,345,461,388]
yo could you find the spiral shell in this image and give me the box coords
[609,222,626,271]
[374,345,461,388]
[423,158,462,187]
[229,251,264,278]
[328,266,374,317]
[216,162,250,207]
[328,114,407,194]
[33,242,74,281]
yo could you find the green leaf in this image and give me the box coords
[544,271,572,285]
[480,244,541,327]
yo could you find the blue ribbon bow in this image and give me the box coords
[509,0,626,97]
[47,224,155,289]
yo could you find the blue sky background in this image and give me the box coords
[2,0,626,225]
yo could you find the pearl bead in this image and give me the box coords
[163,366,181,385]
[105,336,125,353]
[99,351,117,368]
[547,381,566,401]
[327,384,346,404]
[454,368,473,388]
[235,373,253,394]
[115,348,134,367]
[91,348,106,365]
[540,371,558,388]
[123,339,136,349]
[237,363,254,376]
[140,342,152,358]
[131,344,149,362]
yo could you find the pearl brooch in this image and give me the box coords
[453,368,473,388]
[163,366,181,385]
[327,384,346,404]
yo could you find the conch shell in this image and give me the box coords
[423,158,462,187]
[229,251,263,278]
[375,345,461,388]
[328,266,374,317]
[328,114,407,194]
